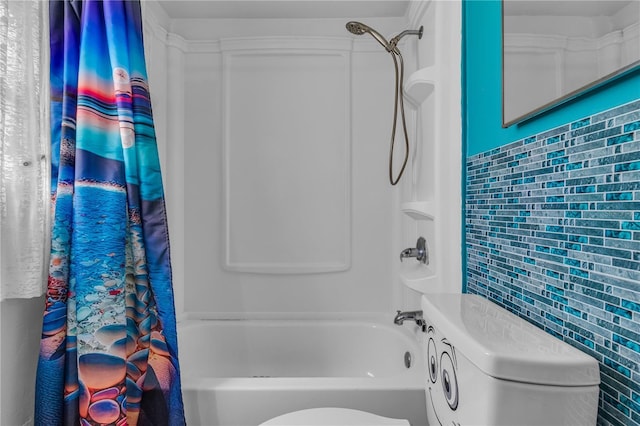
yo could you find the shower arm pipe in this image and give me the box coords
[389,27,424,51]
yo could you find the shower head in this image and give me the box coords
[345,21,392,51]
[345,21,369,36]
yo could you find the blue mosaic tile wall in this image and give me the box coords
[466,100,640,426]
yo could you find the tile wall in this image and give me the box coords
[466,100,640,426]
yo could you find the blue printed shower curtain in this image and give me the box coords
[35,1,185,424]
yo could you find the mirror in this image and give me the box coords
[502,0,640,127]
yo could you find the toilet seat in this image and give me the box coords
[260,407,410,426]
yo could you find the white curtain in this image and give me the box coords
[0,0,49,300]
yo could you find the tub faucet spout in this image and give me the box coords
[394,310,425,330]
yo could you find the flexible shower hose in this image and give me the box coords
[388,49,410,186]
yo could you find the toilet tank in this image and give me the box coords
[420,294,600,426]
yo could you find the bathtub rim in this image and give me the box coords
[177,311,414,323]
[176,312,424,350]
[177,312,425,391]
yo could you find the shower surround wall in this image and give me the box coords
[145,0,462,317]
[180,23,403,315]
[141,1,415,315]
[466,100,640,426]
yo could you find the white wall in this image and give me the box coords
[0,297,44,426]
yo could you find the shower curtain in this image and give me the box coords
[35,1,185,425]
[0,0,49,300]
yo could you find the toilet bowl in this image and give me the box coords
[261,294,600,426]
[259,407,410,426]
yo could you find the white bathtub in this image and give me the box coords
[177,316,428,426]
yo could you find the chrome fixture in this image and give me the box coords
[404,351,412,369]
[345,21,423,186]
[394,310,425,330]
[400,236,428,264]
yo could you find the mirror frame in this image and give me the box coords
[502,1,640,127]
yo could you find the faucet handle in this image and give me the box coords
[400,237,429,264]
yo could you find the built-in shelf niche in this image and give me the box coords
[399,65,437,293]
[404,66,436,106]
[400,201,436,294]
[401,65,437,205]
[401,201,435,220]
[399,264,437,294]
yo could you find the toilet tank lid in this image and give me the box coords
[421,294,600,386]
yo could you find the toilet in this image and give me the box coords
[260,408,409,425]
[261,294,600,426]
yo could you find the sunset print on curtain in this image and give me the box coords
[35,1,185,424]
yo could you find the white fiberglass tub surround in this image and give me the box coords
[178,317,427,426]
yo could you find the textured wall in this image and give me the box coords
[466,100,640,426]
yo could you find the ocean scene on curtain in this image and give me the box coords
[35,1,185,425]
